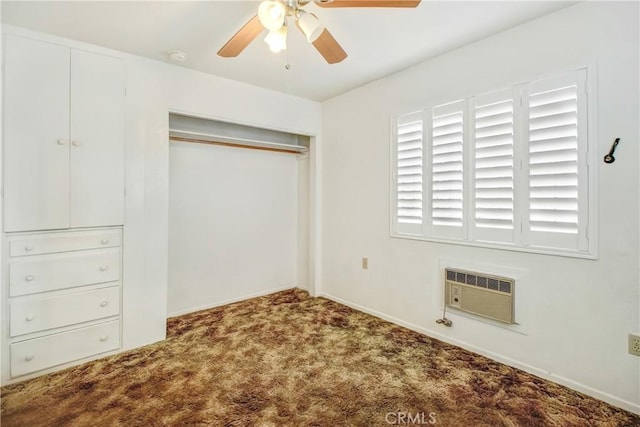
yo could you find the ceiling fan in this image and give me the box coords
[217,0,421,64]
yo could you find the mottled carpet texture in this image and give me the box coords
[2,289,638,426]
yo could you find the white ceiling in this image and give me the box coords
[1,1,576,101]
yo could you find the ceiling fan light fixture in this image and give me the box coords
[264,24,288,53]
[258,0,287,31]
[219,0,419,64]
[297,12,324,43]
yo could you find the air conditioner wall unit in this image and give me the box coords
[444,268,515,324]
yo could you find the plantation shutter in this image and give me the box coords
[395,112,424,234]
[430,100,465,239]
[390,67,592,256]
[524,69,589,250]
[472,90,515,243]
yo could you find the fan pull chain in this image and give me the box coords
[285,49,291,70]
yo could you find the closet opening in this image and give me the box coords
[167,113,312,317]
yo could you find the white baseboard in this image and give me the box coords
[167,285,298,318]
[318,292,640,415]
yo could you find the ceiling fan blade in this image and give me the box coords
[317,0,420,7]
[311,28,348,64]
[217,15,264,58]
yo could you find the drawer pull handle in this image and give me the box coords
[24,245,33,252]
[25,315,34,322]
[100,301,109,307]
[100,266,108,272]
[100,335,108,342]
[101,239,109,245]
[25,275,34,282]
[25,355,34,362]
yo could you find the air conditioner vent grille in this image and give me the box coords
[446,268,513,295]
[499,281,512,293]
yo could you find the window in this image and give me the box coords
[391,68,594,257]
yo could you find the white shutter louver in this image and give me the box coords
[431,103,464,227]
[528,83,579,234]
[473,95,514,230]
[396,115,423,226]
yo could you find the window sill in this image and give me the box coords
[390,232,597,260]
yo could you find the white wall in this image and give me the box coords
[298,153,311,290]
[319,1,639,412]
[2,25,321,352]
[167,142,299,316]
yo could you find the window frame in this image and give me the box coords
[390,66,598,259]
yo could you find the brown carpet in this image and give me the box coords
[1,289,638,426]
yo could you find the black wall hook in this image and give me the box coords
[604,138,620,164]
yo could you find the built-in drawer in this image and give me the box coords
[10,286,120,337]
[10,320,120,377]
[9,229,121,257]
[9,249,120,297]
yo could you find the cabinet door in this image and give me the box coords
[69,50,125,228]
[4,36,71,232]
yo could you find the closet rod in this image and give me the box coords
[169,136,303,154]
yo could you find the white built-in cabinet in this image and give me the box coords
[2,34,126,383]
[3,35,125,232]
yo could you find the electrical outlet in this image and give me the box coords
[362,257,368,270]
[629,334,640,356]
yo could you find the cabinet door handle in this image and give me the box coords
[101,239,109,245]
[25,355,34,362]
[72,140,81,147]
[99,265,108,271]
[100,335,108,342]
[25,315,34,322]
[25,275,34,282]
[100,301,108,307]
[56,139,67,146]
